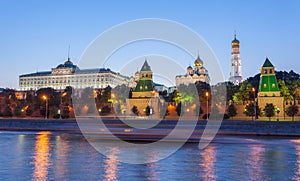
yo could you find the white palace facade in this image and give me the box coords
[19,58,128,91]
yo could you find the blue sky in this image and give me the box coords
[0,0,300,88]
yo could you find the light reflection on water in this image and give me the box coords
[246,143,265,180]
[1,131,300,180]
[54,135,69,180]
[200,146,216,181]
[32,131,51,181]
[104,147,120,181]
[291,139,300,180]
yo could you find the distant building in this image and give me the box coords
[19,58,128,91]
[126,60,161,118]
[229,34,243,85]
[258,58,284,117]
[128,59,169,93]
[154,83,168,92]
[176,55,210,86]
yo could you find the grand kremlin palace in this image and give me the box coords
[19,58,128,91]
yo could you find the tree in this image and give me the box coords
[278,80,293,101]
[264,103,275,121]
[233,81,254,104]
[3,106,12,117]
[194,104,203,117]
[61,104,70,119]
[195,81,210,103]
[112,84,130,104]
[14,107,23,117]
[176,102,182,116]
[244,102,261,120]
[100,105,111,115]
[224,82,240,102]
[26,106,34,116]
[114,103,122,115]
[286,105,299,121]
[227,104,237,119]
[160,102,169,118]
[131,106,139,116]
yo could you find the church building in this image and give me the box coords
[175,55,210,86]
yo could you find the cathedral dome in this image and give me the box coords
[232,37,239,43]
[232,34,240,46]
[56,58,77,69]
[194,55,203,67]
[187,65,193,70]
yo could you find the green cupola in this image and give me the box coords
[258,58,280,96]
[134,59,154,92]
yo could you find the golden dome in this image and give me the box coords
[194,55,203,67]
[231,34,240,46]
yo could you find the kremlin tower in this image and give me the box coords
[229,33,243,85]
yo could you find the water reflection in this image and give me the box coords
[145,152,159,181]
[32,131,51,181]
[292,139,300,180]
[199,146,216,181]
[54,135,69,179]
[104,147,120,181]
[246,144,265,180]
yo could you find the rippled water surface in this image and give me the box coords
[1,131,300,180]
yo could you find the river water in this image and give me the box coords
[1,131,300,180]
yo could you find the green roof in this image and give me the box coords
[262,58,274,68]
[141,60,151,71]
[134,79,153,92]
[259,74,279,92]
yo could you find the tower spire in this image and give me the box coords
[67,45,70,61]
[229,32,243,85]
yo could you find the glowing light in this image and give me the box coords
[42,95,47,100]
[205,92,209,97]
[32,131,51,181]
[124,129,133,133]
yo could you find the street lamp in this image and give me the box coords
[276,107,280,121]
[59,92,67,119]
[206,91,209,121]
[252,87,256,121]
[42,95,48,119]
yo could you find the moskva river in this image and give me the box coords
[1,131,300,180]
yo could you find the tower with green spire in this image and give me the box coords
[133,59,154,94]
[127,59,161,118]
[258,58,284,118]
[258,58,280,96]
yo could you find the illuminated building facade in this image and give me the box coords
[19,58,128,91]
[175,55,210,86]
[229,34,243,85]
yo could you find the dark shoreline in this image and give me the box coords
[1,118,300,141]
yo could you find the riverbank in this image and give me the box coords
[1,118,300,139]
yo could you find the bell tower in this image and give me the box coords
[229,33,243,85]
